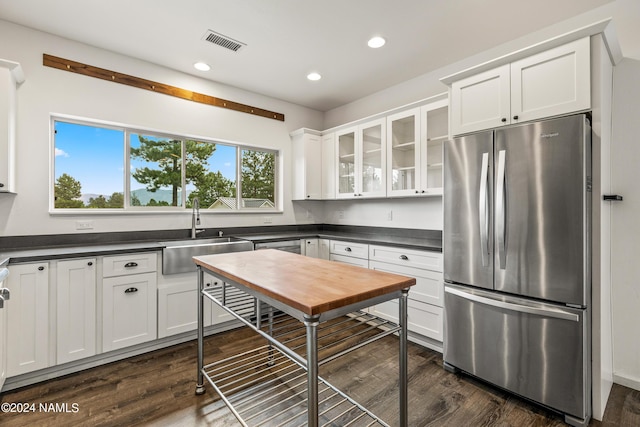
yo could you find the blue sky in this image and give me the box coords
[54,121,237,196]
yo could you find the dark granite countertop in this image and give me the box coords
[0,224,441,265]
[238,231,442,252]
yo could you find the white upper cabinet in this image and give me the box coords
[336,126,358,198]
[291,129,322,200]
[387,108,420,197]
[420,99,448,195]
[336,118,386,199]
[0,60,24,193]
[321,133,335,199]
[450,65,510,135]
[291,95,448,200]
[450,37,590,135]
[359,118,386,198]
[387,99,449,197]
[510,37,590,123]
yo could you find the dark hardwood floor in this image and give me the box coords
[1,326,638,426]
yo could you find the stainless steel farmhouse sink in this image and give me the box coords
[160,237,254,275]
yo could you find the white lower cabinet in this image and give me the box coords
[329,240,368,259]
[329,253,369,267]
[6,262,49,376]
[318,239,330,260]
[157,271,235,339]
[369,245,444,348]
[102,252,157,352]
[56,258,96,364]
[369,298,443,343]
[301,238,319,258]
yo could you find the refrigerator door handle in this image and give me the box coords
[479,152,490,266]
[445,286,580,322]
[496,149,507,269]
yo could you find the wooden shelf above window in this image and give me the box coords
[43,54,285,122]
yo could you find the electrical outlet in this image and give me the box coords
[75,220,94,230]
[263,216,273,224]
[387,210,393,221]
[338,210,344,219]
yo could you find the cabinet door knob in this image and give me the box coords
[345,247,352,252]
[0,183,4,188]
[38,266,45,271]
[501,118,507,123]
[399,255,409,260]
[124,287,138,294]
[415,190,419,194]
[513,115,519,120]
[87,261,93,266]
[124,262,138,268]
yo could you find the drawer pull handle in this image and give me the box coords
[345,247,352,252]
[124,287,138,294]
[38,266,45,271]
[399,255,409,260]
[124,262,138,268]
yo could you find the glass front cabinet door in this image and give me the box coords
[336,127,357,198]
[336,119,386,199]
[359,118,386,198]
[420,99,448,195]
[387,108,420,197]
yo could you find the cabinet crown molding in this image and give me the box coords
[440,18,614,86]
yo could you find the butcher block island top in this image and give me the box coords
[193,249,416,316]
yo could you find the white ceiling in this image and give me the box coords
[0,0,637,112]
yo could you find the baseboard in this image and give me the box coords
[613,373,640,392]
[1,321,241,393]
[408,331,443,353]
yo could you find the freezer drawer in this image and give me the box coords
[443,285,589,422]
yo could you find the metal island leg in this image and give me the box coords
[304,314,321,427]
[195,266,206,395]
[399,288,409,427]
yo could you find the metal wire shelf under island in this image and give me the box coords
[203,344,388,427]
[205,283,403,367]
[194,249,415,427]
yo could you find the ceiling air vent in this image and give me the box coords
[202,30,246,52]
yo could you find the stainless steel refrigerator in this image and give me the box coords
[443,114,591,427]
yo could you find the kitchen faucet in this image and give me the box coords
[191,197,205,239]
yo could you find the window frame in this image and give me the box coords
[49,114,281,214]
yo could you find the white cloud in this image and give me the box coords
[55,148,69,157]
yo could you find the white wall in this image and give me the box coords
[611,58,640,391]
[0,19,324,237]
[317,197,443,230]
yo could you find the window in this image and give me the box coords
[52,117,278,212]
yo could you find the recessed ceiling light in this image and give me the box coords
[307,72,322,81]
[193,62,211,71]
[367,36,386,49]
